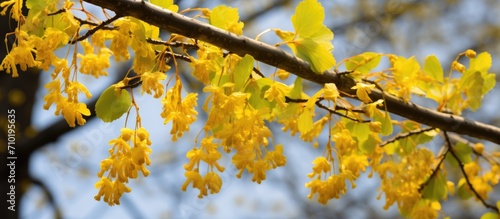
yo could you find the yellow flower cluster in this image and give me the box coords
[181,137,224,198]
[304,120,371,205]
[95,127,152,205]
[375,148,434,214]
[461,162,499,200]
[161,79,198,141]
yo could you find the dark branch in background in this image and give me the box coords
[30,177,62,219]
[448,133,500,166]
[445,132,500,213]
[69,14,122,44]
[82,0,500,145]
[241,0,291,24]
[379,127,436,147]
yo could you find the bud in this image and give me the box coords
[452,61,466,73]
[369,122,382,133]
[474,143,484,154]
[465,49,476,58]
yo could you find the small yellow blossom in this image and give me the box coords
[140,71,167,98]
[61,102,91,127]
[323,83,339,103]
[95,127,153,205]
[352,83,375,103]
[465,49,477,58]
[452,60,466,73]
[204,172,222,195]
[0,0,23,21]
[78,41,112,78]
[264,83,289,108]
[307,157,331,178]
[250,159,270,184]
[161,80,198,141]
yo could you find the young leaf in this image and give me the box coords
[233,55,255,91]
[210,5,244,35]
[423,55,444,83]
[457,178,473,200]
[288,0,335,73]
[298,108,313,133]
[95,85,132,122]
[422,171,447,201]
[345,52,382,77]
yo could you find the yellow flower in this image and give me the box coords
[264,83,290,108]
[351,82,375,103]
[140,71,167,98]
[0,0,22,21]
[200,137,225,172]
[0,30,39,77]
[181,171,204,193]
[78,41,112,78]
[95,127,152,205]
[250,159,270,184]
[94,177,114,203]
[62,102,91,127]
[323,83,339,104]
[341,154,368,177]
[307,157,331,178]
[161,80,199,141]
[204,172,222,195]
[265,144,287,168]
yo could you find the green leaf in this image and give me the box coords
[345,52,382,77]
[453,142,473,164]
[95,85,132,122]
[288,77,303,99]
[233,55,255,91]
[457,179,473,200]
[423,55,444,83]
[466,71,484,111]
[246,79,270,110]
[374,111,393,136]
[295,38,335,73]
[422,171,447,201]
[360,133,379,154]
[346,121,370,145]
[482,72,496,95]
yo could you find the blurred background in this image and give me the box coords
[1,0,499,218]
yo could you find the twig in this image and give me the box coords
[418,145,449,193]
[253,67,265,78]
[48,8,66,16]
[447,133,500,166]
[146,38,199,49]
[316,101,370,123]
[73,16,117,30]
[445,132,500,213]
[70,14,122,44]
[159,50,192,62]
[379,127,436,147]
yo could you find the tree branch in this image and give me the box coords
[445,132,500,213]
[82,0,500,145]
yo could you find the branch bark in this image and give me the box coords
[83,0,500,145]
